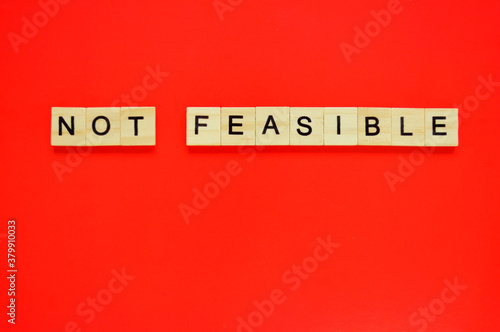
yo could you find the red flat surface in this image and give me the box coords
[1,0,500,331]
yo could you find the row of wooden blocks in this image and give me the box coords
[187,107,459,146]
[51,107,156,146]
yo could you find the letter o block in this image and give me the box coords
[86,107,121,146]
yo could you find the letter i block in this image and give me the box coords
[358,107,391,146]
[221,107,256,146]
[120,107,156,146]
[256,107,290,145]
[186,107,221,146]
[391,108,425,146]
[425,108,459,146]
[51,107,86,146]
[324,107,358,145]
[290,107,324,145]
[86,107,121,146]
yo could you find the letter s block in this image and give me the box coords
[86,107,121,146]
[120,107,156,146]
[51,107,86,146]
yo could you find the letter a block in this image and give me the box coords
[358,107,391,146]
[86,107,121,146]
[256,107,290,145]
[120,107,156,146]
[187,107,221,146]
[51,107,86,146]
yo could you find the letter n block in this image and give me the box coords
[120,107,156,146]
[86,107,121,146]
[51,107,86,146]
[358,107,391,146]
[186,107,221,146]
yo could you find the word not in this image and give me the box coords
[237,235,340,332]
[66,268,135,332]
[407,278,467,332]
[187,107,459,147]
[51,107,156,146]
[8,0,71,54]
[7,220,16,325]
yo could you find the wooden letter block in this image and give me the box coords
[391,108,425,146]
[186,107,221,146]
[324,107,357,146]
[256,107,290,146]
[51,107,86,146]
[290,107,324,146]
[120,107,156,146]
[358,107,391,146]
[425,108,459,146]
[221,107,255,146]
[86,107,121,146]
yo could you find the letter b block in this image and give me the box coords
[358,107,392,146]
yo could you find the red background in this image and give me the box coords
[1,0,500,331]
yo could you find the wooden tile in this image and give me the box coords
[187,107,221,146]
[425,108,459,146]
[290,107,324,146]
[221,107,255,146]
[86,107,121,146]
[51,107,86,146]
[391,108,425,146]
[120,107,156,146]
[324,107,357,146]
[256,107,290,145]
[357,107,391,146]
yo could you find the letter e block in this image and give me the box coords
[187,107,221,146]
[425,108,458,146]
[120,107,156,146]
[86,107,121,146]
[221,107,256,146]
[51,107,86,146]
